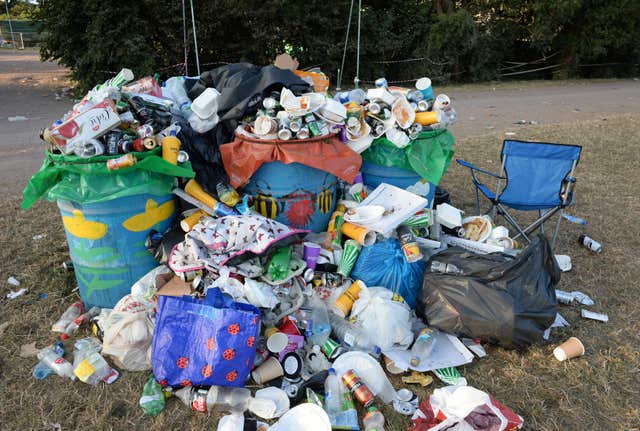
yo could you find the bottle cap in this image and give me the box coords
[327,367,335,375]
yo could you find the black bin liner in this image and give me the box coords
[417,234,560,348]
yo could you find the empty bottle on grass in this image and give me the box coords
[139,375,166,416]
[33,342,65,380]
[410,327,436,367]
[37,345,76,380]
[175,386,251,413]
[51,301,83,333]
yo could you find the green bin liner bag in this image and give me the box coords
[361,128,455,186]
[22,147,195,209]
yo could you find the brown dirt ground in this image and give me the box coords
[0,49,639,431]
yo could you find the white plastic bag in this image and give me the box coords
[208,267,278,309]
[350,287,414,350]
[101,295,155,371]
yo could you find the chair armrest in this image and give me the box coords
[456,159,505,179]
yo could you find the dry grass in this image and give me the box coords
[1,114,639,431]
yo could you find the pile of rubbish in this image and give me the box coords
[19,55,603,430]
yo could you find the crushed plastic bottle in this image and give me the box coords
[73,338,119,385]
[37,345,76,380]
[51,302,83,333]
[61,306,101,340]
[139,375,165,416]
[32,342,65,380]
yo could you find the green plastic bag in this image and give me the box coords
[361,128,455,185]
[21,147,195,209]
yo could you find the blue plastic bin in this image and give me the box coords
[57,193,176,308]
[361,161,436,208]
[241,161,338,232]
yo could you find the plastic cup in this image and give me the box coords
[341,222,376,246]
[303,242,322,271]
[267,332,289,354]
[553,337,585,361]
[162,134,181,165]
[184,179,219,208]
[337,240,362,277]
[348,183,367,202]
[251,357,284,384]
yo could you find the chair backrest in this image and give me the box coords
[499,140,582,210]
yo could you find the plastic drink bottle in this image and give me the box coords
[61,306,101,340]
[410,327,436,367]
[329,313,372,351]
[73,351,119,385]
[308,295,331,346]
[32,342,65,380]
[324,368,342,416]
[363,406,386,431]
[163,77,192,112]
[175,386,251,413]
[37,346,76,380]
[139,375,166,416]
[51,302,83,333]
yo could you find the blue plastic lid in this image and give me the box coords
[328,368,336,375]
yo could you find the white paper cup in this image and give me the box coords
[553,337,585,361]
[267,332,289,353]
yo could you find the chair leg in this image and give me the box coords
[474,188,480,215]
[539,210,545,235]
[550,210,563,250]
[498,204,531,243]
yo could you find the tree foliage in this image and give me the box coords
[33,0,640,90]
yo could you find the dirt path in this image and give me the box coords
[1,49,639,195]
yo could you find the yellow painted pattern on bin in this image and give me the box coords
[122,199,175,232]
[62,209,108,240]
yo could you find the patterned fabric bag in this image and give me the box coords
[151,288,260,387]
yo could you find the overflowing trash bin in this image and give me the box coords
[21,53,603,430]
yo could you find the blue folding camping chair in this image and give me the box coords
[457,140,582,249]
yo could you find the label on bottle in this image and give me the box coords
[191,389,208,412]
[343,332,356,347]
[74,359,96,381]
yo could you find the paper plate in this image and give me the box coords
[344,205,385,225]
[462,216,492,243]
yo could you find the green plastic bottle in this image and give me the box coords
[139,375,165,416]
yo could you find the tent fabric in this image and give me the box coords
[361,128,455,186]
[21,148,194,209]
[220,132,362,189]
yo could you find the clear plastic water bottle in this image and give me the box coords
[328,313,372,351]
[51,302,83,333]
[205,386,251,413]
[163,76,192,113]
[410,327,437,367]
[363,406,386,431]
[324,368,342,416]
[60,306,101,340]
[37,345,76,380]
[73,351,118,385]
[33,342,65,380]
[308,295,331,346]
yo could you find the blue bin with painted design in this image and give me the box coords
[241,161,338,232]
[361,161,436,208]
[57,193,176,308]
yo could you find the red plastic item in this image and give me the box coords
[220,132,362,189]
